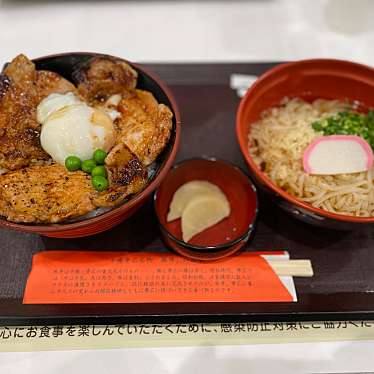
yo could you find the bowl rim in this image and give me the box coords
[0,51,181,233]
[236,57,374,223]
[153,156,259,252]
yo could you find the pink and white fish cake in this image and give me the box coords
[303,135,373,175]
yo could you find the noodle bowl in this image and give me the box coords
[248,98,374,217]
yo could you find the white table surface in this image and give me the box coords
[0,0,374,372]
[2,341,374,374]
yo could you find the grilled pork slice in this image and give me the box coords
[3,54,36,86]
[116,89,173,165]
[74,57,138,104]
[0,164,96,223]
[0,55,48,170]
[0,54,78,171]
[93,143,147,207]
[36,70,77,101]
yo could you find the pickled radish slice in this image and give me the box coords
[181,194,230,242]
[303,135,373,175]
[167,180,226,222]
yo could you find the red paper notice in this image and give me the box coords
[23,251,293,304]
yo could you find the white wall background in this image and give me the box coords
[0,0,373,65]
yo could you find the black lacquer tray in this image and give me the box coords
[1,63,374,325]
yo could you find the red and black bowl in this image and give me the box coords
[154,157,258,261]
[236,58,374,230]
[0,52,181,238]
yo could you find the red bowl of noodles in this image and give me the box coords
[236,58,374,230]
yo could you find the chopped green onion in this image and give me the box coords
[311,110,374,149]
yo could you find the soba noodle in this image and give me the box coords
[248,98,374,217]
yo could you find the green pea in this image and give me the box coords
[91,165,107,178]
[92,175,109,191]
[82,159,97,174]
[93,149,107,165]
[65,156,82,171]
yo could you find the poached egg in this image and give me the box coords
[37,93,115,165]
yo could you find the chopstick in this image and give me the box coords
[267,259,313,277]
